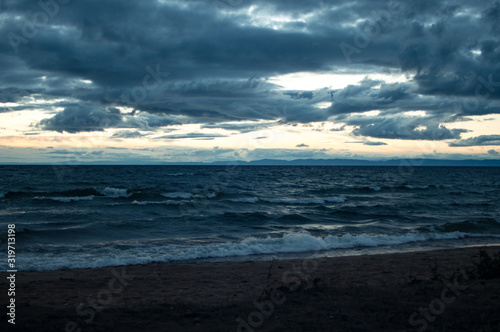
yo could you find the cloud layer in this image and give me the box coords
[0,0,498,145]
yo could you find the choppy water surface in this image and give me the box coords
[0,165,499,270]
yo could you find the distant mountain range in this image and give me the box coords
[207,158,500,166]
[3,158,500,166]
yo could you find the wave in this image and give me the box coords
[4,188,98,199]
[431,218,500,233]
[404,185,429,190]
[30,187,130,202]
[229,197,260,203]
[161,191,217,200]
[360,184,440,191]
[318,184,445,195]
[355,186,382,192]
[261,196,346,205]
[100,187,131,198]
[0,191,5,199]
[276,214,311,222]
[132,200,189,206]
[203,192,217,199]
[222,212,270,222]
[34,196,95,203]
[5,187,133,200]
[18,230,500,271]
[163,192,193,199]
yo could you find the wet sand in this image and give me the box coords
[1,245,500,331]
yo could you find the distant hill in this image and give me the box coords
[208,158,500,166]
[2,158,500,166]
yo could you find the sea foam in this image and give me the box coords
[261,196,346,205]
[35,196,95,203]
[20,230,499,271]
[100,187,131,198]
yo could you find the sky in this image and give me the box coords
[0,0,499,164]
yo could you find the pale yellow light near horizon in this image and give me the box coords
[0,71,499,161]
[0,112,497,157]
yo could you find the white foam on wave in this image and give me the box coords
[100,187,131,198]
[262,196,346,205]
[132,200,188,206]
[405,185,429,190]
[229,197,260,203]
[162,192,194,199]
[161,191,216,200]
[184,231,479,258]
[206,192,217,198]
[35,196,95,203]
[18,231,500,271]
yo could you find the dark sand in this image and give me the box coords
[1,246,500,331]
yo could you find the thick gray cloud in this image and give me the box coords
[201,121,273,133]
[38,104,123,133]
[364,141,387,146]
[155,133,228,140]
[449,135,500,147]
[0,0,498,141]
[38,104,184,133]
[350,115,468,140]
[111,130,144,139]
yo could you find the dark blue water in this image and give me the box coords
[1,165,499,271]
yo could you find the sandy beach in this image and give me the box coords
[2,245,500,331]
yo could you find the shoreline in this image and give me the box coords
[15,238,500,272]
[2,245,500,331]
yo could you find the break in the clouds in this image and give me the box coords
[0,0,499,163]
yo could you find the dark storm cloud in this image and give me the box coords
[0,0,499,141]
[449,135,500,147]
[0,87,42,103]
[327,78,497,140]
[364,141,387,146]
[154,133,228,140]
[351,116,467,141]
[38,104,123,133]
[201,121,273,133]
[111,130,144,139]
[38,104,183,133]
